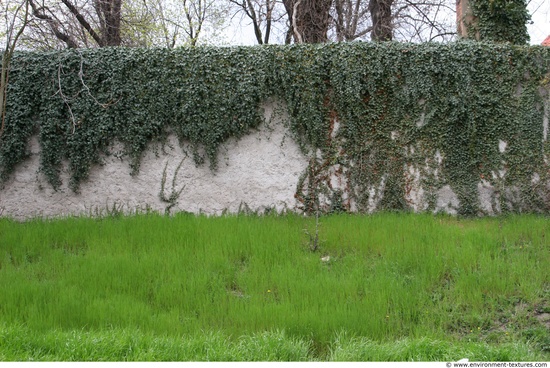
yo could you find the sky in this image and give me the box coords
[224,0,550,46]
[527,0,550,44]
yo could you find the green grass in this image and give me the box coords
[0,325,543,361]
[0,212,548,361]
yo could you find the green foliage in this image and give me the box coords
[0,47,272,191]
[471,0,531,44]
[1,43,549,214]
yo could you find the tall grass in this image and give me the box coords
[0,213,548,360]
[0,324,544,361]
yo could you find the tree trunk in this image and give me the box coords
[456,0,478,40]
[283,0,333,43]
[369,0,393,41]
[95,0,122,46]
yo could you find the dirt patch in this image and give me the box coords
[535,312,550,329]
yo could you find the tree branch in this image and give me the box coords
[61,0,104,46]
[29,0,79,48]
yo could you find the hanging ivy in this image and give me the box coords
[1,42,549,215]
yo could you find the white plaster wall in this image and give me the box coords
[1,99,548,220]
[0,103,309,220]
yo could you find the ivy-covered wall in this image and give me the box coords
[0,110,309,219]
[1,42,549,218]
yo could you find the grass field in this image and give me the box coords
[0,212,548,361]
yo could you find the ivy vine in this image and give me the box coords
[470,0,531,44]
[1,42,549,215]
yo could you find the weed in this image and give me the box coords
[159,158,186,215]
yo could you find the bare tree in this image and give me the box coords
[179,0,229,46]
[1,0,29,140]
[229,0,282,44]
[332,0,371,41]
[27,0,79,48]
[393,0,455,42]
[331,0,455,42]
[27,0,121,48]
[24,0,229,49]
[229,0,455,43]
[160,0,230,46]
